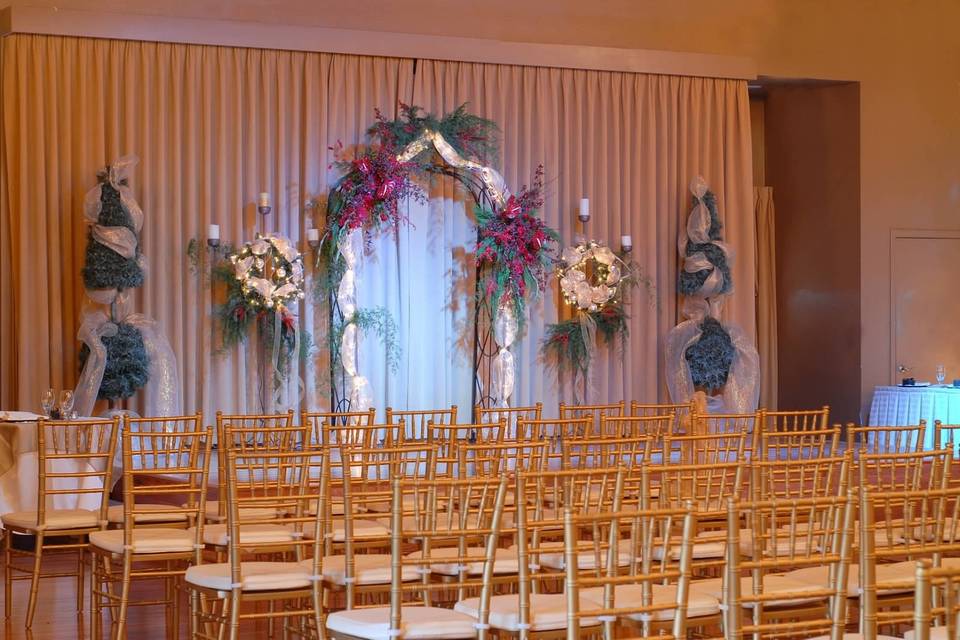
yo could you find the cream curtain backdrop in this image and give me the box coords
[0,34,412,415]
[0,33,755,415]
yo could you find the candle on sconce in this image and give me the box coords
[257,192,271,208]
[621,234,633,252]
[306,228,320,248]
[578,197,590,222]
[207,224,220,247]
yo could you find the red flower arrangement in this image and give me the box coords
[476,166,557,319]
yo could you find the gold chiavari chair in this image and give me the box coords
[563,501,702,640]
[849,421,927,454]
[322,444,437,610]
[598,413,674,439]
[89,416,212,640]
[910,561,960,640]
[855,482,960,637]
[302,407,377,441]
[662,428,750,466]
[858,445,951,493]
[205,411,294,523]
[758,406,831,435]
[560,435,651,474]
[759,424,842,461]
[643,444,748,576]
[936,419,960,451]
[451,467,627,639]
[630,400,695,435]
[201,420,306,554]
[458,440,550,479]
[475,403,543,439]
[515,416,593,470]
[326,473,510,640]
[2,417,120,627]
[186,431,327,640]
[751,450,852,502]
[689,411,760,454]
[386,405,458,442]
[560,401,624,436]
[424,419,509,481]
[720,492,856,640]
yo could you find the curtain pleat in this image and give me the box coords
[0,34,754,416]
[0,34,413,415]
[754,186,778,409]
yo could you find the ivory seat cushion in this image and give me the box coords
[90,528,195,554]
[326,605,478,640]
[868,558,960,592]
[328,518,391,542]
[538,541,634,570]
[904,627,949,640]
[316,554,419,585]
[108,503,188,524]
[783,565,860,597]
[2,509,98,531]
[581,583,721,620]
[186,561,312,592]
[196,523,296,546]
[454,593,600,631]
[405,546,519,575]
[200,500,284,522]
[690,574,828,608]
[811,634,900,640]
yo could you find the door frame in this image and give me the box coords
[889,228,960,384]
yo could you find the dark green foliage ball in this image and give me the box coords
[81,183,144,291]
[684,317,735,392]
[678,242,732,296]
[78,322,150,401]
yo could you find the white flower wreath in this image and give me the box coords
[228,233,305,310]
[558,240,625,311]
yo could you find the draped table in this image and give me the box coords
[0,416,117,523]
[868,385,960,449]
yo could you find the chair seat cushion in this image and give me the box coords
[327,605,478,640]
[186,561,313,592]
[455,593,600,632]
[405,546,519,575]
[90,528,196,554]
[316,554,419,585]
[538,541,634,570]
[690,574,828,608]
[870,558,960,592]
[195,523,296,547]
[783,565,860,597]
[2,509,98,531]
[582,583,721,620]
[811,634,900,640]
[108,504,188,524]
[328,518,391,542]
[199,500,285,522]
[904,628,948,640]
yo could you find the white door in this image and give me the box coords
[892,233,960,385]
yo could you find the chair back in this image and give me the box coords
[559,401,623,435]
[560,435,650,475]
[563,502,696,640]
[689,411,759,452]
[857,446,951,492]
[759,425,841,461]
[759,406,830,434]
[385,405,458,442]
[119,414,212,554]
[750,451,852,501]
[936,419,960,452]
[631,400,694,436]
[849,421,926,454]
[474,403,542,438]
[426,419,507,479]
[724,492,856,640]
[36,417,120,528]
[598,413,673,439]
[302,408,376,443]
[913,561,960,640]
[458,441,549,478]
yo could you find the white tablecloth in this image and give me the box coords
[868,385,960,449]
[0,419,115,522]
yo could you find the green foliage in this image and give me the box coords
[330,307,401,375]
[370,103,500,163]
[685,317,735,392]
[78,322,150,401]
[82,184,144,291]
[541,305,630,377]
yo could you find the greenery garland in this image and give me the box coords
[541,305,630,379]
[330,307,401,375]
[678,190,731,296]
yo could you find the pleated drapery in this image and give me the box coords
[0,34,755,415]
[754,186,779,409]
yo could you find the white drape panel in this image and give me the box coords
[0,34,413,414]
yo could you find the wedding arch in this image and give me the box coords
[317,104,558,412]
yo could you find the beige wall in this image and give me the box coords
[10,0,960,416]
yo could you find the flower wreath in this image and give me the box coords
[557,240,626,311]
[229,234,305,311]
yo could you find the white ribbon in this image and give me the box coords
[337,229,372,412]
[490,300,519,408]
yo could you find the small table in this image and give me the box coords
[868,385,960,449]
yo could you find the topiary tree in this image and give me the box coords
[78,162,150,403]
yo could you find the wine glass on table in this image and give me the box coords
[60,390,75,420]
[937,364,946,386]
[40,388,55,418]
